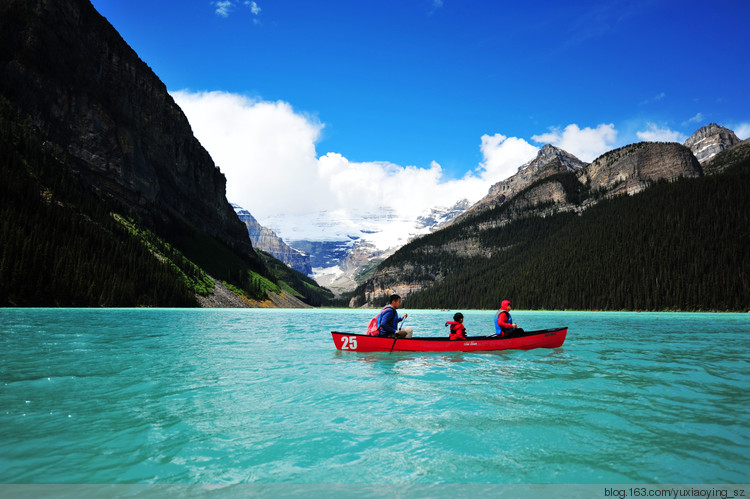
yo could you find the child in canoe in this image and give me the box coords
[446,312,467,340]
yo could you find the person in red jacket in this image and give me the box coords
[494,300,524,336]
[446,312,467,340]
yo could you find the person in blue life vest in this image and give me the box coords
[494,300,524,337]
[378,294,413,338]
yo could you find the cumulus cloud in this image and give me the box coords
[531,123,617,162]
[171,90,494,231]
[636,123,686,143]
[478,134,539,181]
[173,91,637,247]
[172,91,324,219]
[732,122,750,140]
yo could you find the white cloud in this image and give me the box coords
[682,112,704,126]
[213,0,233,17]
[636,123,686,143]
[172,91,324,218]
[531,123,617,162]
[478,134,539,181]
[247,1,261,15]
[171,90,494,242]
[173,91,657,249]
[732,122,750,140]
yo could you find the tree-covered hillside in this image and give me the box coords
[0,100,332,307]
[343,144,750,312]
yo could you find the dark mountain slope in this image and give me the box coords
[0,0,253,256]
[0,101,200,306]
[346,142,750,311]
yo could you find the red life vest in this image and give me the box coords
[446,320,466,340]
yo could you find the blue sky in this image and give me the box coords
[90,0,749,242]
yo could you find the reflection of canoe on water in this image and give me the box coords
[331,327,567,353]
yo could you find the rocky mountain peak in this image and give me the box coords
[684,123,741,164]
[523,144,587,174]
[459,145,587,220]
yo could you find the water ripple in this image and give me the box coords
[1,309,748,484]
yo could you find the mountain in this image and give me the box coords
[416,199,472,230]
[0,0,331,307]
[270,199,472,294]
[459,145,588,221]
[0,0,250,256]
[246,127,741,299]
[456,141,701,227]
[582,142,701,196]
[684,123,742,167]
[344,132,749,311]
[233,204,312,275]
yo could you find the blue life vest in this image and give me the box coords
[377,305,397,336]
[494,310,513,335]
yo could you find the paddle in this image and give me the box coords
[389,317,407,352]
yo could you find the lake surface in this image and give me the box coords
[1,308,749,485]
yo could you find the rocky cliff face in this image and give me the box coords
[233,205,312,275]
[684,123,741,164]
[583,142,702,196]
[0,0,253,256]
[507,179,568,212]
[461,144,588,220]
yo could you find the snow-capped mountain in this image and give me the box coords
[245,200,471,294]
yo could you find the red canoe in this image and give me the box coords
[331,327,567,353]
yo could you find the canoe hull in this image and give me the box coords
[331,327,567,352]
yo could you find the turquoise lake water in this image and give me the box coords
[1,308,748,485]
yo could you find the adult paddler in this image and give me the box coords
[494,300,524,337]
[378,294,413,339]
